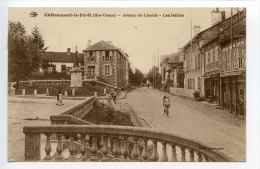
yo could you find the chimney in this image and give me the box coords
[211,8,223,25]
[67,48,71,55]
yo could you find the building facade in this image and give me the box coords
[83,41,129,88]
[43,48,83,74]
[219,9,246,116]
[183,36,204,96]
[161,51,184,91]
[165,9,246,117]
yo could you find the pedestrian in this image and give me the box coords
[111,89,117,104]
[56,89,64,106]
[104,87,107,96]
[162,95,170,117]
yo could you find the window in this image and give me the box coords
[87,66,95,76]
[208,52,211,63]
[215,47,218,61]
[198,77,201,90]
[61,65,66,73]
[212,49,215,62]
[105,64,111,76]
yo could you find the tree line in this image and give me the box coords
[8,21,47,83]
[128,65,161,88]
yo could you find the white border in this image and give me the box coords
[1,0,260,169]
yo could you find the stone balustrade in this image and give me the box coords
[50,97,95,125]
[23,125,228,162]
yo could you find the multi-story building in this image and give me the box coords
[219,9,246,116]
[183,35,204,96]
[161,51,184,91]
[83,40,129,88]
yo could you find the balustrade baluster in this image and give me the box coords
[126,140,132,160]
[75,133,82,160]
[120,136,127,160]
[131,137,139,160]
[171,144,177,161]
[68,136,77,160]
[89,135,98,161]
[80,134,86,160]
[54,134,63,160]
[44,134,52,160]
[150,139,159,161]
[101,135,112,161]
[141,138,148,161]
[198,152,203,162]
[160,141,168,162]
[100,135,108,156]
[189,149,195,162]
[113,136,121,160]
[204,155,209,162]
[181,147,186,162]
[107,135,113,157]
[82,134,90,161]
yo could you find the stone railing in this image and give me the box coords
[23,125,228,162]
[50,97,95,125]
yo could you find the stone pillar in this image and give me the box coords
[94,91,97,97]
[22,89,26,96]
[46,88,49,96]
[64,90,68,97]
[24,133,41,161]
[34,89,37,96]
[72,88,76,97]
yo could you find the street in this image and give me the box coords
[125,87,245,161]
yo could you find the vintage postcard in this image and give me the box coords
[8,7,246,162]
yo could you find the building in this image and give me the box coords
[83,40,129,88]
[161,51,184,91]
[168,8,245,117]
[219,9,246,116]
[183,34,204,97]
[43,48,83,74]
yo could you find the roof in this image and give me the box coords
[84,40,129,60]
[43,51,84,63]
[183,9,245,50]
[85,41,119,51]
[161,51,183,65]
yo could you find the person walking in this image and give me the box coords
[111,89,117,104]
[162,95,170,117]
[104,87,107,96]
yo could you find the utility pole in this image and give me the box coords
[154,53,156,88]
[157,48,160,89]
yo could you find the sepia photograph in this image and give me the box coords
[8,7,246,162]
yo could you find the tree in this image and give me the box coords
[129,67,144,86]
[27,26,47,72]
[146,66,162,89]
[8,22,47,83]
[8,21,31,82]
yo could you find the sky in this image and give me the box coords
[8,8,233,73]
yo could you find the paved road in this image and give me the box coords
[126,87,245,161]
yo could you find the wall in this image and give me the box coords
[169,87,194,98]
